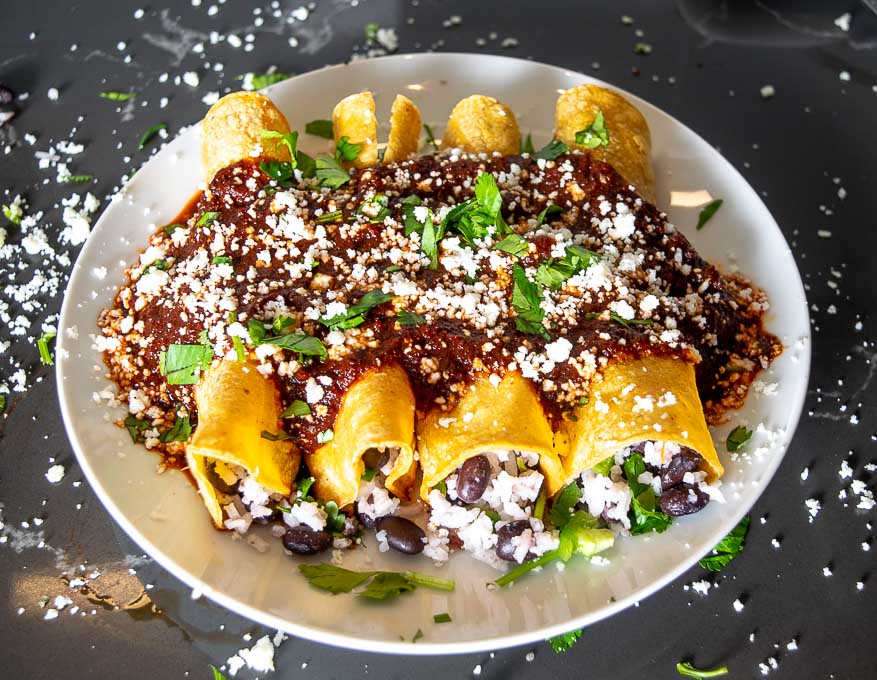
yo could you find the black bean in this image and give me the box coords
[252,507,282,525]
[355,498,377,529]
[0,85,14,106]
[282,526,333,555]
[456,454,491,503]
[376,516,425,555]
[661,448,705,489]
[495,520,531,561]
[659,486,709,516]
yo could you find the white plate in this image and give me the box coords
[56,53,811,654]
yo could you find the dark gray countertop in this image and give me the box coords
[1,1,875,678]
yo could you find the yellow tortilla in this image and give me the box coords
[383,94,422,163]
[554,84,655,203]
[186,359,298,527]
[442,94,521,156]
[561,356,722,484]
[308,365,416,508]
[417,371,565,500]
[333,91,379,168]
[201,91,292,184]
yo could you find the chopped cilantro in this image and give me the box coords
[609,312,653,328]
[676,662,729,678]
[62,174,94,184]
[316,210,343,223]
[493,233,529,257]
[549,483,581,528]
[361,467,377,482]
[423,123,439,151]
[547,628,583,653]
[357,194,390,223]
[364,22,380,42]
[124,414,150,443]
[163,223,184,235]
[314,154,350,189]
[281,400,311,418]
[440,172,507,247]
[535,139,570,160]
[536,204,564,226]
[334,135,361,162]
[159,341,214,385]
[195,211,219,227]
[591,455,615,477]
[634,42,653,55]
[699,515,750,572]
[511,264,549,339]
[247,72,289,89]
[320,289,394,330]
[2,202,22,225]
[384,264,403,273]
[696,199,723,230]
[305,119,334,139]
[138,123,167,150]
[521,132,535,154]
[412,629,424,643]
[299,563,454,600]
[574,109,610,148]
[212,255,232,266]
[397,309,426,326]
[624,453,672,535]
[726,426,752,452]
[160,414,192,443]
[0,395,6,414]
[535,245,599,290]
[247,318,327,361]
[433,612,452,624]
[99,91,135,101]
[37,330,56,366]
[260,430,295,441]
[209,664,227,680]
[261,130,300,169]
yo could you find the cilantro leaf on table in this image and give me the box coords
[138,123,167,150]
[511,264,550,339]
[99,91,135,101]
[320,289,394,330]
[37,330,56,366]
[209,664,227,680]
[245,72,289,89]
[699,515,750,572]
[676,661,729,678]
[547,628,583,653]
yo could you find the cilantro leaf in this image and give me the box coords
[574,109,610,148]
[124,414,150,443]
[212,255,232,266]
[195,211,219,227]
[493,233,529,257]
[61,174,94,184]
[138,123,167,150]
[100,91,135,101]
[622,453,648,497]
[281,400,311,418]
[440,172,506,247]
[547,628,583,653]
[246,72,289,89]
[299,564,453,600]
[699,515,750,572]
[696,198,723,230]
[305,119,334,139]
[591,455,615,477]
[357,194,390,223]
[364,22,380,42]
[260,430,295,441]
[359,572,415,600]
[535,245,599,290]
[315,154,350,189]
[299,564,377,594]
[397,309,426,326]
[536,204,564,226]
[159,342,214,385]
[37,330,56,366]
[320,289,394,330]
[549,483,582,529]
[726,425,752,452]
[423,123,439,151]
[334,135,361,162]
[160,414,192,443]
[2,202,22,225]
[209,664,227,680]
[259,159,295,183]
[246,319,327,361]
[261,130,300,170]
[535,139,570,160]
[629,489,672,535]
[511,264,550,339]
[521,132,535,154]
[676,661,729,678]
[316,210,343,223]
[433,612,452,623]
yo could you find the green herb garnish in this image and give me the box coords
[493,233,529,257]
[247,318,328,361]
[260,430,295,441]
[699,515,750,572]
[281,400,311,418]
[138,123,167,150]
[159,340,214,385]
[124,414,150,443]
[591,455,615,477]
[209,663,227,680]
[547,628,583,653]
[624,453,672,535]
[424,123,439,151]
[163,223,184,235]
[609,312,653,329]
[2,202,22,225]
[521,133,535,154]
[334,135,361,162]
[511,264,550,339]
[535,245,599,290]
[364,22,380,42]
[535,139,570,160]
[212,255,232,266]
[62,174,94,184]
[696,199,723,230]
[299,563,454,600]
[99,91,135,101]
[195,211,219,227]
[574,109,610,148]
[305,119,334,139]
[397,309,426,326]
[37,330,56,366]
[160,414,192,442]
[357,194,390,223]
[676,661,729,678]
[726,425,752,452]
[536,204,564,227]
[320,289,394,331]
[433,612,452,624]
[314,154,350,189]
[316,210,343,223]
[361,467,377,482]
[549,483,581,528]
[246,72,289,90]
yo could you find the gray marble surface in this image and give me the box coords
[1,1,875,678]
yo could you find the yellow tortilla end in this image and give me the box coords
[418,371,565,500]
[332,91,378,168]
[441,94,521,156]
[187,359,298,527]
[383,94,422,164]
[308,365,416,508]
[201,91,292,184]
[555,84,655,203]
[561,356,722,484]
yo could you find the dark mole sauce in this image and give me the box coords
[100,152,782,459]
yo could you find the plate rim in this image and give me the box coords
[56,51,812,655]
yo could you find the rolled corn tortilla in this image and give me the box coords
[201,91,292,184]
[555,84,656,203]
[418,371,565,501]
[561,355,722,484]
[186,359,299,528]
[307,364,417,508]
[332,91,379,168]
[383,94,422,163]
[442,94,521,156]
